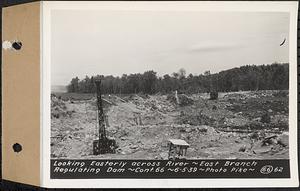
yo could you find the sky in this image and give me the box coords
[51,10,289,86]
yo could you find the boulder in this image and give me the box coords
[160,152,169,160]
[261,113,271,123]
[277,134,288,147]
[238,145,246,152]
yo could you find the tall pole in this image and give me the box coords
[95,79,106,140]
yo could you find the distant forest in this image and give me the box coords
[67,63,289,94]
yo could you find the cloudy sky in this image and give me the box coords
[51,10,289,86]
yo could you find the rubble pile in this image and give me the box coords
[167,94,194,106]
[51,90,289,159]
[51,94,74,119]
[209,91,218,100]
[128,95,175,114]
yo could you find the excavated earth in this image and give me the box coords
[51,90,289,159]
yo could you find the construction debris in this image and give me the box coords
[209,91,218,100]
[51,90,289,159]
[167,93,194,106]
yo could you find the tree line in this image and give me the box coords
[67,63,289,94]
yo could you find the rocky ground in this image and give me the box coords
[51,90,289,159]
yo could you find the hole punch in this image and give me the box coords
[2,41,12,50]
[12,143,22,153]
[12,41,22,50]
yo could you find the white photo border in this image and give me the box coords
[41,1,299,188]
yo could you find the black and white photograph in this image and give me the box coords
[41,2,298,187]
[51,8,290,160]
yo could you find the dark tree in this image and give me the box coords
[66,63,289,94]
